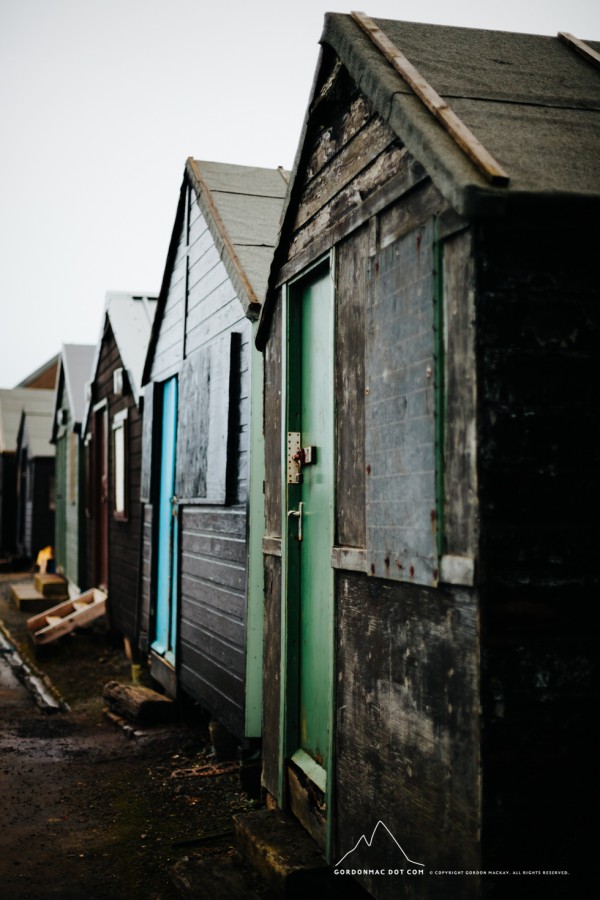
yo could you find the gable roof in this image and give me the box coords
[16,353,59,389]
[321,15,600,216]
[51,344,96,441]
[0,388,55,453]
[143,159,288,385]
[88,291,157,408]
[256,15,600,349]
[15,395,55,459]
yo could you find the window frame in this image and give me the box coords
[112,409,128,521]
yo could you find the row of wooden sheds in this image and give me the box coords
[7,15,600,896]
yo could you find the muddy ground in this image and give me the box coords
[0,574,270,900]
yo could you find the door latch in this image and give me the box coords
[287,501,304,541]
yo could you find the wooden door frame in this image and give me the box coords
[92,401,109,589]
[279,251,336,859]
[149,376,179,694]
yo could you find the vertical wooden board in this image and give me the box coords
[335,226,368,548]
[140,382,155,503]
[175,333,233,502]
[264,298,282,537]
[335,572,481,896]
[365,220,438,585]
[261,554,281,797]
[443,229,477,559]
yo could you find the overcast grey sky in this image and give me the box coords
[1,0,599,387]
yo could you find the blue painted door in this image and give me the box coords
[152,377,178,666]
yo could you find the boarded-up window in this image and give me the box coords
[176,333,233,503]
[364,220,438,585]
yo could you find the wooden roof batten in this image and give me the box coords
[351,11,510,187]
[558,32,600,69]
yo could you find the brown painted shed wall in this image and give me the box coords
[86,322,143,640]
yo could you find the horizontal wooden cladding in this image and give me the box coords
[183,552,246,593]
[180,505,246,538]
[277,158,428,288]
[180,614,244,676]
[180,574,244,619]
[179,644,244,736]
[294,115,398,231]
[290,140,406,260]
[305,93,372,180]
[182,529,246,565]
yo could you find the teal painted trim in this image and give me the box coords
[433,219,445,562]
[245,324,266,738]
[278,285,291,807]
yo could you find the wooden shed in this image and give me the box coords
[83,292,157,642]
[50,344,95,592]
[14,394,55,562]
[140,159,287,739]
[256,15,599,892]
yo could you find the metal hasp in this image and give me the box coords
[351,11,510,187]
[287,433,318,484]
[287,431,302,483]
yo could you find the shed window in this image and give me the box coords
[113,410,128,520]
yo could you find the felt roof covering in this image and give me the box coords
[321,15,600,214]
[0,388,54,454]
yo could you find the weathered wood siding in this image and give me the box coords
[149,182,253,736]
[86,322,143,640]
[262,57,483,889]
[261,297,283,797]
[476,221,598,871]
[336,573,480,896]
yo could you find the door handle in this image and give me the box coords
[287,501,304,541]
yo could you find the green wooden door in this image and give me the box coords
[284,259,334,850]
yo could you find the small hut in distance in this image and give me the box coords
[51,343,95,593]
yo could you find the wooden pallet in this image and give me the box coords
[27,589,107,645]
